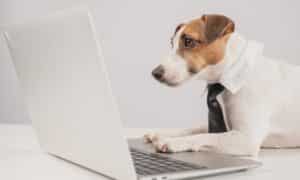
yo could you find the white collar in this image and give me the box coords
[197,32,264,94]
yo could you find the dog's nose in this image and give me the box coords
[152,66,165,80]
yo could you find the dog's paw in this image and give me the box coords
[143,133,160,143]
[153,138,190,153]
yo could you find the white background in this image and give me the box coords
[0,0,299,127]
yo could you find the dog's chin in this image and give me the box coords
[158,78,187,87]
[164,81,181,87]
[160,74,196,87]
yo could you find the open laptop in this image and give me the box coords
[4,8,260,180]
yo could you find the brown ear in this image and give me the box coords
[201,14,235,43]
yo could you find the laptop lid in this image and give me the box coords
[4,8,137,180]
[0,33,30,124]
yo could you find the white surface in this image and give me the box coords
[1,1,300,127]
[4,9,136,180]
[1,124,300,180]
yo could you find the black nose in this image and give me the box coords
[152,66,165,80]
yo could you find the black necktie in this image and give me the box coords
[207,83,227,133]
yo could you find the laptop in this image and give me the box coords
[4,8,261,180]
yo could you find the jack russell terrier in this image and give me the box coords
[145,14,300,156]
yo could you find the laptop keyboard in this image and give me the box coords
[130,148,206,176]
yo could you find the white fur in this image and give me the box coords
[161,54,190,85]
[160,25,191,85]
[146,32,300,156]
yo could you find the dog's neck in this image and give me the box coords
[196,32,264,94]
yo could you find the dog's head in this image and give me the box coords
[152,14,235,86]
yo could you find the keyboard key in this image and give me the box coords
[130,148,206,175]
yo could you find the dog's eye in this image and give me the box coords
[185,38,195,48]
[182,35,197,49]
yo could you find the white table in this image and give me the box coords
[0,124,299,180]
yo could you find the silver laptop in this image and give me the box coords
[4,8,260,180]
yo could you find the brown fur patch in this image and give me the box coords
[175,14,235,72]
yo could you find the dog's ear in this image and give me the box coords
[201,14,235,43]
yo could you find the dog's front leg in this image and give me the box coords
[154,106,271,156]
[144,127,207,143]
[153,130,263,156]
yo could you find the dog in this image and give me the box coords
[145,14,300,156]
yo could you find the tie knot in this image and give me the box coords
[207,83,225,102]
